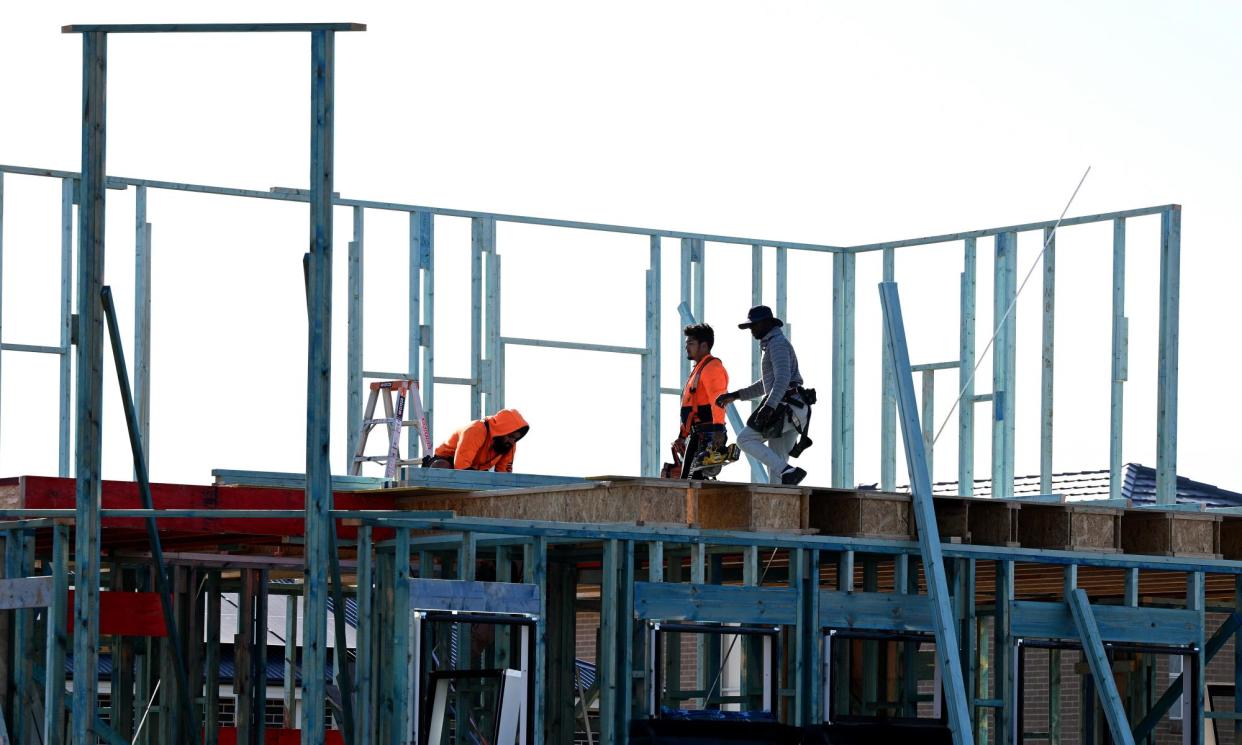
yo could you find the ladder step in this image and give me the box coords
[354,455,423,464]
[362,419,418,427]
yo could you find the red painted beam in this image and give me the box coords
[216,727,345,744]
[66,590,167,637]
[4,475,396,538]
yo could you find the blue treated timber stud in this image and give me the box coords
[958,238,977,496]
[58,20,366,745]
[878,281,974,745]
[5,528,35,745]
[1236,578,1242,745]
[67,27,107,745]
[1155,206,1182,505]
[525,536,549,745]
[305,27,338,745]
[1066,589,1135,745]
[43,525,69,745]
[1188,571,1205,745]
[346,206,365,470]
[831,251,855,489]
[995,561,1014,744]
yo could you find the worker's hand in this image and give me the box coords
[747,405,778,432]
[715,392,737,408]
[671,439,686,458]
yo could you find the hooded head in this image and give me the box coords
[487,409,530,454]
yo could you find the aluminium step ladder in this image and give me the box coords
[351,379,433,478]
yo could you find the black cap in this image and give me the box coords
[738,305,783,329]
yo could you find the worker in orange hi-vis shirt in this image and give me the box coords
[427,409,530,472]
[673,323,729,478]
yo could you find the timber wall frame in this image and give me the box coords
[0,159,1181,500]
[0,16,1197,745]
[1,509,1239,745]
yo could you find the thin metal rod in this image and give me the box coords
[101,286,196,738]
[131,678,161,745]
[931,166,1091,449]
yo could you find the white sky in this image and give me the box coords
[0,2,1238,491]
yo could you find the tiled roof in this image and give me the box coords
[923,463,1242,507]
[67,647,333,683]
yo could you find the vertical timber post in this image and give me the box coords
[1187,572,1204,745]
[751,244,763,385]
[59,177,74,477]
[642,236,661,477]
[303,27,336,745]
[996,561,1014,745]
[346,205,364,468]
[958,237,976,496]
[526,536,549,745]
[356,526,373,744]
[1040,227,1055,494]
[470,217,492,419]
[414,211,435,441]
[679,238,692,384]
[1156,206,1181,504]
[43,524,69,745]
[72,28,107,745]
[991,233,1017,499]
[134,185,152,465]
[881,247,896,491]
[831,251,855,488]
[1109,219,1128,500]
[206,570,221,745]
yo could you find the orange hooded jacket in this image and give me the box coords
[433,409,530,472]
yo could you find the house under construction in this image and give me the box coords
[0,20,1235,745]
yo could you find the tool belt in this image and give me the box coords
[748,386,815,457]
[681,422,727,480]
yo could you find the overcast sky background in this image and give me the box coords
[0,2,1238,491]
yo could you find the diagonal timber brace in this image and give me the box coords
[878,282,974,745]
[1132,611,1239,742]
[1067,588,1136,745]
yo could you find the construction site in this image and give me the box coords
[0,18,1238,745]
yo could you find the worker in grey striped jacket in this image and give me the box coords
[715,305,809,486]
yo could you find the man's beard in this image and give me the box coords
[492,438,512,454]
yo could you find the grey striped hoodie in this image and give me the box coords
[734,327,802,410]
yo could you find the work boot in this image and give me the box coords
[780,466,807,485]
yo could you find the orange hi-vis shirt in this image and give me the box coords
[679,355,729,439]
[433,409,530,472]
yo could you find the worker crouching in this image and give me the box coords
[427,409,530,471]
